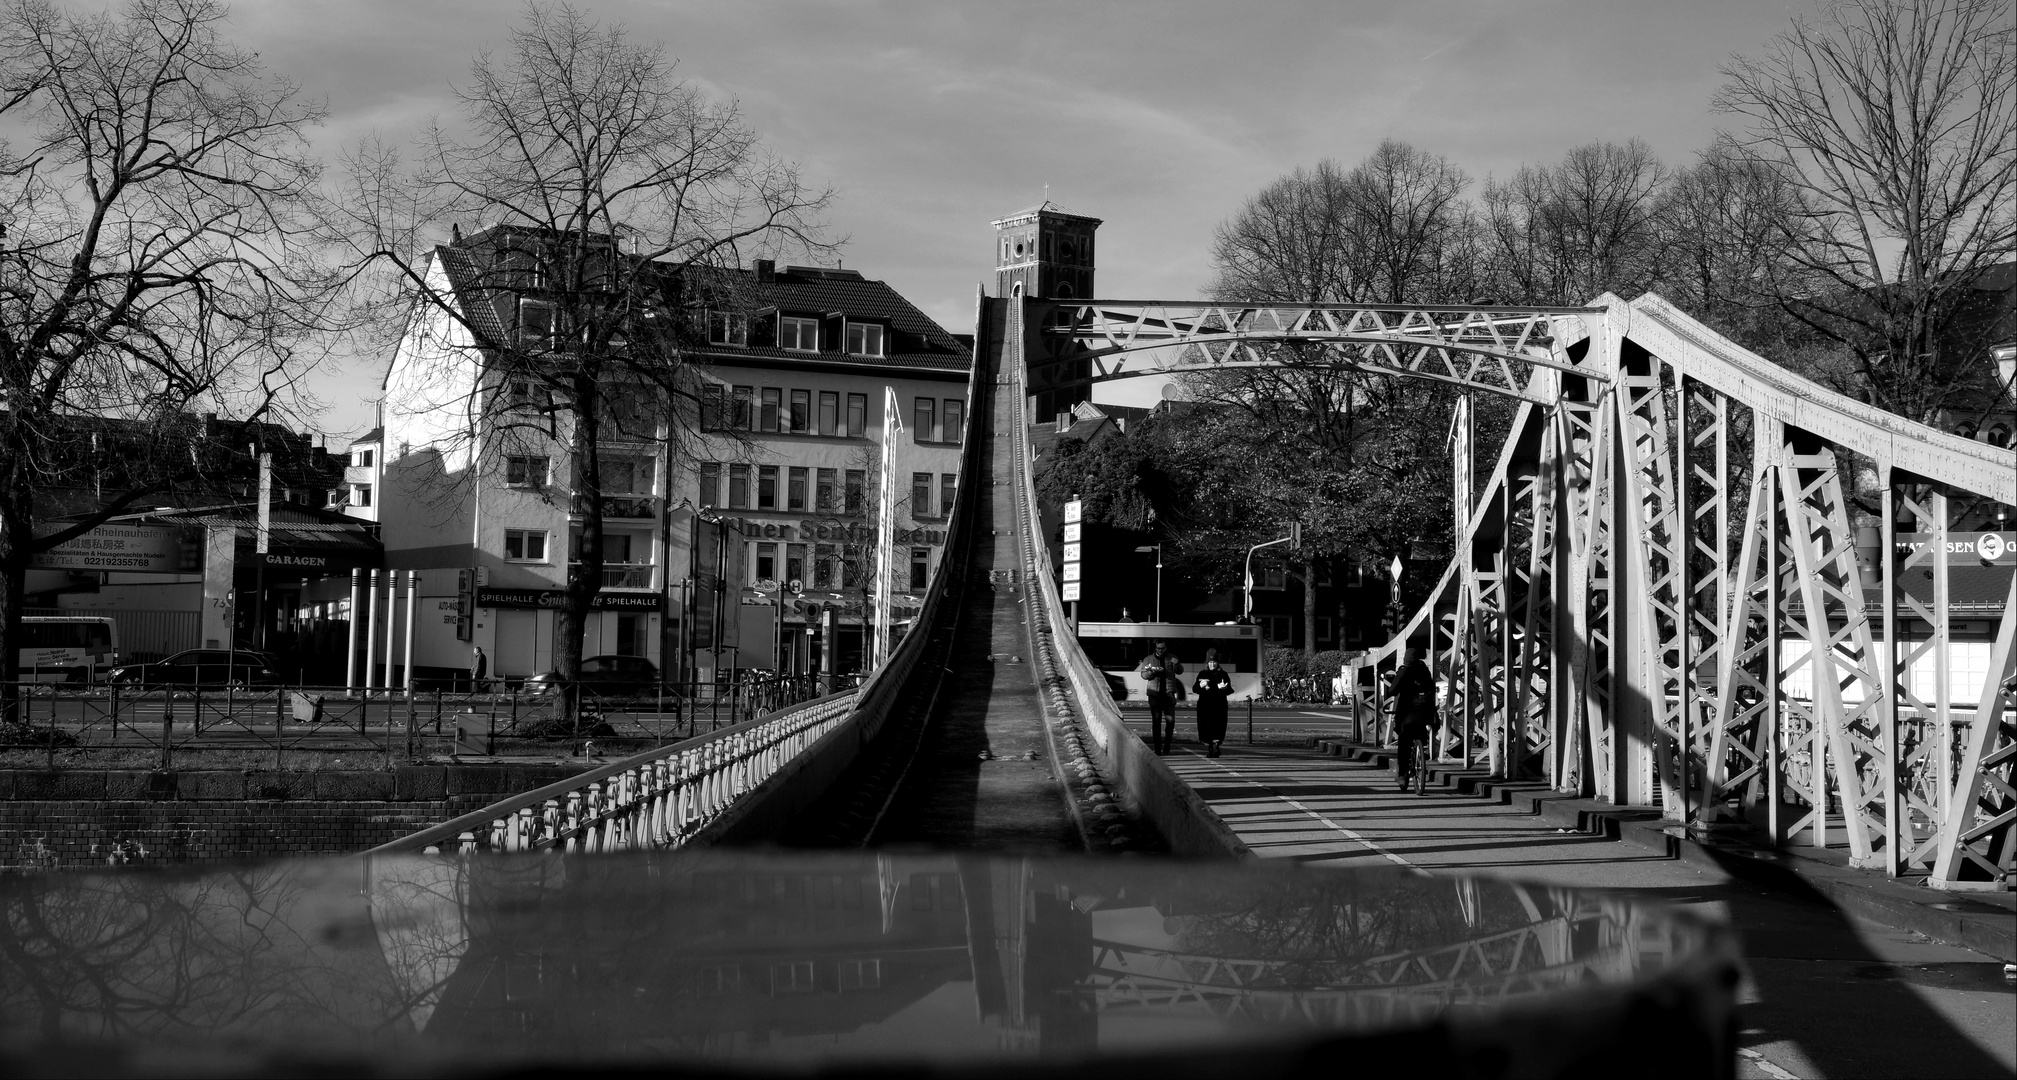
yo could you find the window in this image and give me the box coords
[912,472,933,517]
[695,966,740,996]
[846,393,867,438]
[845,322,884,357]
[707,309,747,346]
[348,483,372,507]
[814,544,836,588]
[913,398,936,444]
[505,455,549,488]
[351,448,374,468]
[518,299,555,344]
[769,961,815,995]
[1261,615,1291,642]
[788,389,810,433]
[788,467,808,512]
[757,465,778,509]
[504,529,548,562]
[838,959,882,992]
[754,542,777,582]
[941,474,957,519]
[909,548,929,591]
[603,458,653,494]
[842,556,861,587]
[1256,562,1287,590]
[701,384,727,431]
[760,387,781,433]
[779,316,818,351]
[845,470,866,515]
[731,385,755,431]
[818,391,839,436]
[943,399,964,444]
[785,544,806,587]
[728,465,750,509]
[815,468,837,511]
[698,462,720,507]
[1317,616,1335,644]
[1347,564,1366,587]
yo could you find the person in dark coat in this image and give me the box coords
[1192,648,1234,757]
[469,646,488,693]
[1391,647,1437,789]
[1137,641,1184,754]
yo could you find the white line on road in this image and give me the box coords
[1736,1047,1801,1080]
[1182,750,1425,874]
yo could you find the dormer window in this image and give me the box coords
[518,299,556,345]
[845,322,885,357]
[707,310,747,346]
[778,316,818,352]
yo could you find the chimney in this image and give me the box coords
[753,259,775,282]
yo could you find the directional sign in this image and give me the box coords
[1061,582,1082,601]
[1060,498,1084,604]
[1063,498,1083,525]
[1061,562,1082,582]
[1062,542,1082,563]
[1063,521,1082,544]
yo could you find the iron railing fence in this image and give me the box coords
[0,674,856,771]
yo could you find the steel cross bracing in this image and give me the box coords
[1338,293,2016,889]
[1029,301,1607,406]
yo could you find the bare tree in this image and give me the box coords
[338,4,834,716]
[1481,140,1672,305]
[0,0,333,699]
[1714,0,2017,423]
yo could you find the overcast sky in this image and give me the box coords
[228,0,1814,438]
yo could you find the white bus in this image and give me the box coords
[18,616,120,683]
[1075,621,1265,700]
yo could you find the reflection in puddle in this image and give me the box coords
[0,852,1727,1072]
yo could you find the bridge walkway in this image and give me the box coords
[1153,735,2017,1080]
[780,296,1082,851]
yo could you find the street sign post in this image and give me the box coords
[1062,498,1083,621]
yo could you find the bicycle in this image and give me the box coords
[1410,735,1430,796]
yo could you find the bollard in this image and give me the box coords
[275,690,284,772]
[160,698,173,772]
[1247,696,1255,746]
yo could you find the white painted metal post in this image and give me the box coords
[346,569,361,696]
[403,570,419,696]
[364,568,381,692]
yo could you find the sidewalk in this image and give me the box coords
[1146,725,2014,960]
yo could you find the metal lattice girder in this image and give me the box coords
[1778,430,1889,865]
[1032,302,1607,404]
[1617,347,1688,813]
[1886,481,1959,870]
[1704,462,1779,816]
[1677,379,1731,819]
[1929,575,2017,890]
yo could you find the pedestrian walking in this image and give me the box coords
[1391,647,1436,790]
[1192,648,1234,757]
[1136,641,1184,754]
[469,645,488,693]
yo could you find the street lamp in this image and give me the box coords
[1133,544,1163,623]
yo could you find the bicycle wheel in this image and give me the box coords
[1412,743,1429,796]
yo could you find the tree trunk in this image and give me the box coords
[559,372,606,732]
[1302,553,1318,663]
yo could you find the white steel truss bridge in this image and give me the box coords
[1025,292,2016,891]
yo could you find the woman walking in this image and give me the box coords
[1192,648,1234,758]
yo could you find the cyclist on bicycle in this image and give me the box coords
[1392,648,1437,792]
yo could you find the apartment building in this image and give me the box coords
[681,261,971,682]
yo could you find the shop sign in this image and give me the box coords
[1896,532,2016,566]
[260,547,380,573]
[476,587,664,611]
[29,523,182,572]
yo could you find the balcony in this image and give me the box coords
[571,494,658,520]
[599,563,655,589]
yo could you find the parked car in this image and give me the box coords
[525,655,671,704]
[105,648,282,687]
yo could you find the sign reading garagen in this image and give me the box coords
[29,523,183,572]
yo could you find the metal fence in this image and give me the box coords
[0,673,853,772]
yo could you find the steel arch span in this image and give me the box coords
[1025,300,1609,406]
[1309,293,2015,890]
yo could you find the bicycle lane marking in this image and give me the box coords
[1179,749,1426,874]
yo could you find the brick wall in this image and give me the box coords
[0,764,587,870]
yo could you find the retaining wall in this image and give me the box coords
[0,764,587,869]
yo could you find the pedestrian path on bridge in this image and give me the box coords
[1133,715,2016,1080]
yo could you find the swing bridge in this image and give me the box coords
[378,287,2017,896]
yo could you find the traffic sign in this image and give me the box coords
[1061,582,1082,601]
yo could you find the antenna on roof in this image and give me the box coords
[451,222,462,243]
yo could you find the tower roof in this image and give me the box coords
[990,200,1102,228]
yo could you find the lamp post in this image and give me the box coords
[1133,543,1163,623]
[1244,534,1294,622]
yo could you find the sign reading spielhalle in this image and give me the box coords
[1895,532,2017,566]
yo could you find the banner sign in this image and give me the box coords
[30,524,182,572]
[1896,532,2016,566]
[476,587,664,611]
